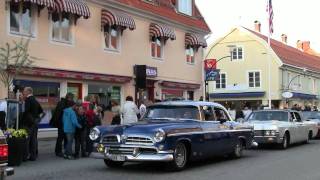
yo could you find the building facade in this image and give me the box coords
[206,23,320,110]
[0,0,210,128]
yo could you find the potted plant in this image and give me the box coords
[4,128,28,166]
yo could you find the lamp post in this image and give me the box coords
[284,68,307,105]
[204,45,236,101]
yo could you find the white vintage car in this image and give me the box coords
[245,110,317,149]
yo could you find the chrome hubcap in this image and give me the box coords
[283,136,287,148]
[174,144,186,167]
[235,143,242,156]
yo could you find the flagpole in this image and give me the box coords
[267,0,272,109]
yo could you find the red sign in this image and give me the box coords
[204,59,217,70]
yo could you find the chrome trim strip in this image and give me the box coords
[105,154,174,162]
[167,129,253,137]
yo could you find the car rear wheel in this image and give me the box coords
[104,159,124,168]
[166,142,188,171]
[230,139,244,158]
[280,133,289,149]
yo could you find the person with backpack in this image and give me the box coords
[50,93,74,157]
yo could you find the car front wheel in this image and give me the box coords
[230,139,244,158]
[280,133,289,149]
[166,142,188,171]
[104,159,124,168]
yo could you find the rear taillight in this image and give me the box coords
[0,145,8,160]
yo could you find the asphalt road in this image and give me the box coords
[7,139,320,180]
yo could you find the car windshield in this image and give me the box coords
[247,111,288,122]
[302,111,320,119]
[144,105,200,120]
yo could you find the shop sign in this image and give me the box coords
[204,59,219,81]
[146,66,157,78]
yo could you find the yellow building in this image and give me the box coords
[0,0,210,128]
[206,23,320,110]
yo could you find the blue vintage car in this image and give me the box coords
[90,101,255,171]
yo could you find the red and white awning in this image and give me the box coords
[10,0,55,9]
[101,9,136,30]
[54,0,90,19]
[185,33,207,48]
[149,23,176,40]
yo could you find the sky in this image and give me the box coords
[196,0,320,50]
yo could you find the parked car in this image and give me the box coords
[302,111,320,138]
[90,101,256,171]
[0,129,14,179]
[245,110,317,149]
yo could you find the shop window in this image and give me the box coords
[216,73,226,89]
[104,25,121,51]
[151,37,163,59]
[232,47,243,60]
[186,46,195,64]
[51,13,73,44]
[248,71,260,88]
[9,1,36,37]
[177,0,192,16]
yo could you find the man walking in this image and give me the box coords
[50,93,74,157]
[22,87,43,161]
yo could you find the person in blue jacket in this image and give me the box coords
[63,101,82,160]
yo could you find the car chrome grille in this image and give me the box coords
[102,135,119,144]
[125,136,154,145]
[254,130,264,136]
[108,147,134,155]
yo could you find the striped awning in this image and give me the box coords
[54,0,90,19]
[10,0,54,9]
[149,23,176,40]
[185,33,207,48]
[101,9,136,30]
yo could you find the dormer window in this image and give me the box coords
[177,0,192,16]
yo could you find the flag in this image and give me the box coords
[267,0,274,34]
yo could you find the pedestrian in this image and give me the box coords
[74,105,87,158]
[139,100,147,119]
[235,109,245,122]
[121,96,139,124]
[111,100,121,125]
[62,102,82,160]
[50,93,74,157]
[22,87,43,161]
[313,106,318,111]
[0,100,7,130]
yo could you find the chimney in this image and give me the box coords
[297,40,302,51]
[254,20,261,32]
[302,41,310,51]
[281,34,287,44]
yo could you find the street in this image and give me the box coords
[7,139,320,180]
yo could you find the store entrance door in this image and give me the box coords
[67,83,82,100]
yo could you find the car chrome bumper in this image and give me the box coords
[254,136,283,144]
[0,163,14,176]
[90,152,173,162]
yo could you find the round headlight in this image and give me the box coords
[154,129,166,143]
[89,127,100,141]
[265,130,270,136]
[270,130,276,136]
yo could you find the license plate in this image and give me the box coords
[109,155,125,162]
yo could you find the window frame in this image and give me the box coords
[150,37,164,60]
[7,1,37,38]
[103,25,122,52]
[49,13,74,45]
[232,46,244,61]
[215,72,227,89]
[247,70,261,88]
[185,46,195,65]
[176,0,193,16]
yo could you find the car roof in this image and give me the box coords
[252,109,299,113]
[152,100,226,109]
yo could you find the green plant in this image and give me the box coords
[4,128,28,139]
[0,39,35,95]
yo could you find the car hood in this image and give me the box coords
[98,119,199,137]
[247,120,288,130]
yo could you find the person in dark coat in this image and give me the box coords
[22,87,43,161]
[50,93,74,157]
[74,105,87,158]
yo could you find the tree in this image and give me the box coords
[0,39,35,96]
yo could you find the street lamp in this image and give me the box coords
[283,67,307,105]
[204,45,236,101]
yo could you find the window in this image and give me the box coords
[186,46,195,64]
[104,26,121,51]
[248,71,260,88]
[214,107,229,122]
[177,0,192,16]
[151,37,163,59]
[51,13,73,43]
[9,2,35,36]
[232,47,243,60]
[216,73,226,89]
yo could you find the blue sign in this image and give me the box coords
[205,69,220,81]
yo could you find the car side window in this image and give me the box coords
[290,112,296,122]
[214,107,229,122]
[201,106,215,121]
[294,112,302,122]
